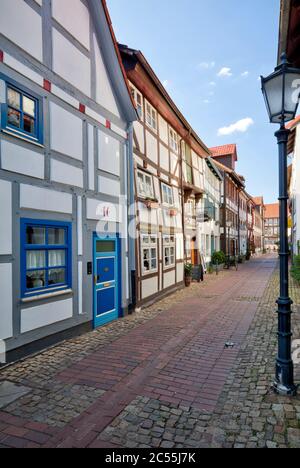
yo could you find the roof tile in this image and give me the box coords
[264,203,279,219]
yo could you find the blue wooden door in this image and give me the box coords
[93,235,119,328]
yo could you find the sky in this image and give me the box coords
[107,0,282,204]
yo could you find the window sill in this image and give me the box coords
[164,265,176,271]
[21,288,73,304]
[145,123,158,135]
[1,129,44,148]
[142,270,158,277]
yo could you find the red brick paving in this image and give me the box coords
[0,411,57,448]
[0,257,275,448]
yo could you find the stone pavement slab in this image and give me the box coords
[0,381,31,410]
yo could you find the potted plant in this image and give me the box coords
[211,251,226,270]
[184,263,193,287]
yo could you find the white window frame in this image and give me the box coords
[141,234,158,276]
[130,84,144,121]
[145,100,157,132]
[161,183,174,206]
[137,170,155,200]
[186,199,195,217]
[169,127,178,154]
[163,235,176,269]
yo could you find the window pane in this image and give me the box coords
[48,268,66,286]
[138,173,145,195]
[23,96,35,117]
[23,114,35,134]
[26,226,45,245]
[26,250,46,269]
[7,88,21,109]
[137,104,143,119]
[48,228,65,245]
[8,108,21,128]
[143,249,150,271]
[26,270,46,290]
[48,250,66,267]
[96,241,115,253]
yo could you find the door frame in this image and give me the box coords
[93,232,122,328]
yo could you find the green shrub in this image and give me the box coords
[184,263,193,277]
[211,251,226,265]
[291,255,300,283]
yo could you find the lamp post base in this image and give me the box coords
[273,381,298,396]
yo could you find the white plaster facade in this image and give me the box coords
[0,0,136,360]
[289,122,300,255]
[198,159,222,264]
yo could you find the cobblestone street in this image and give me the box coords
[0,255,299,448]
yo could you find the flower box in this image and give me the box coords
[144,199,159,210]
[169,208,178,217]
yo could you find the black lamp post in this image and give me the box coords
[261,53,300,396]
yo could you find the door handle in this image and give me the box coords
[94,275,99,285]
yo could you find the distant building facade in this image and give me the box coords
[264,204,280,251]
[199,158,223,264]
[253,197,265,254]
[119,44,213,306]
[210,145,245,256]
[239,189,248,256]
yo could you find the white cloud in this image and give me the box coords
[218,118,254,136]
[209,81,217,86]
[198,61,215,70]
[241,71,249,77]
[217,67,233,77]
[203,99,210,104]
[163,80,169,88]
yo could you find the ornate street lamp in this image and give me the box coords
[261,53,300,396]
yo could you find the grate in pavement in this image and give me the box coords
[234,296,261,303]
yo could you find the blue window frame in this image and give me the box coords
[21,219,72,298]
[0,74,43,144]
